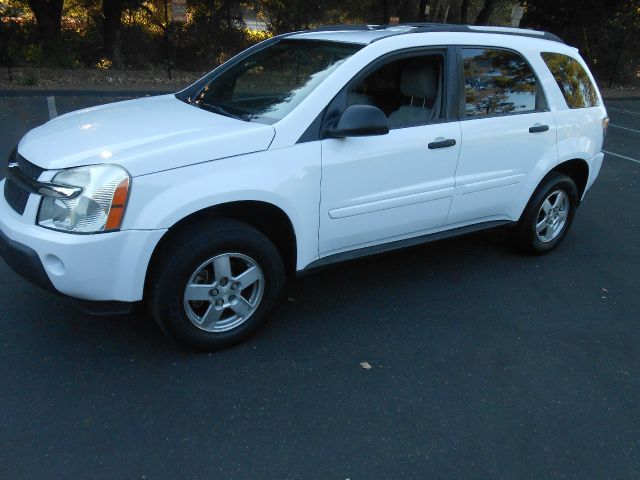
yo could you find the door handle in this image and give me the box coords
[428,138,456,149]
[529,124,549,133]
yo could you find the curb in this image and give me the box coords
[602,96,640,101]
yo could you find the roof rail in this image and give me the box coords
[312,24,377,32]
[407,23,564,43]
[309,22,564,44]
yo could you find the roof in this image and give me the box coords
[289,23,564,45]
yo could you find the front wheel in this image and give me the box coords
[512,172,579,254]
[147,219,286,351]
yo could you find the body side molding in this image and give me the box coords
[299,220,514,275]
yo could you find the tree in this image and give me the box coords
[257,0,343,32]
[523,0,640,84]
[101,0,145,66]
[27,0,64,43]
[460,0,472,23]
[381,0,389,24]
[474,0,498,25]
[418,0,428,21]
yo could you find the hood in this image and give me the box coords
[18,94,276,176]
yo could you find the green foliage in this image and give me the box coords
[23,43,42,63]
[14,71,38,85]
[0,0,638,87]
[523,0,640,86]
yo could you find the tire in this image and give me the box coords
[147,218,285,351]
[512,172,579,254]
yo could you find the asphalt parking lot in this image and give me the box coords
[1,92,639,479]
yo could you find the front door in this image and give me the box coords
[318,50,461,255]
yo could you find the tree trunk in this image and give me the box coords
[447,0,462,23]
[103,0,125,67]
[418,0,428,21]
[460,0,472,24]
[609,31,627,88]
[381,0,390,24]
[0,20,14,80]
[475,0,498,25]
[27,0,64,43]
[428,0,441,21]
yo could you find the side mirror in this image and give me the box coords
[326,105,390,138]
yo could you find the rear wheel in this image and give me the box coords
[512,172,579,254]
[148,219,285,351]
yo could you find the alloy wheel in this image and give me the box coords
[183,253,264,332]
[535,189,570,242]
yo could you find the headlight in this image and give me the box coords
[37,164,130,233]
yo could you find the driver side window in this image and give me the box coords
[347,53,445,128]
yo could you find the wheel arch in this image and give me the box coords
[552,158,590,201]
[144,201,298,296]
[513,157,590,221]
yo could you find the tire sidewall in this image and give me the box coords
[519,173,579,253]
[150,221,285,350]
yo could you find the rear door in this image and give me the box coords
[446,47,557,225]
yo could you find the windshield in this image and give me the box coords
[190,39,362,124]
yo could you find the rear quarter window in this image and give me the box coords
[541,52,599,109]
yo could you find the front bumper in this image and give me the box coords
[0,179,166,303]
[0,225,56,293]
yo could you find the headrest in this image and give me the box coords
[400,62,439,100]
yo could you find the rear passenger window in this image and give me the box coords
[541,52,599,109]
[462,48,538,117]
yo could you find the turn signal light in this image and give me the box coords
[105,177,130,231]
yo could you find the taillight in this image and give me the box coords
[603,116,609,139]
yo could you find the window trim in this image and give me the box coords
[178,37,364,124]
[176,33,292,103]
[540,51,600,110]
[456,45,550,121]
[298,45,458,143]
[322,46,458,136]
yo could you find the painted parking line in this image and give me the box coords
[609,124,640,134]
[607,106,640,116]
[603,150,640,164]
[46,96,58,119]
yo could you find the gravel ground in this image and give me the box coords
[0,67,203,92]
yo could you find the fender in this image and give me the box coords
[122,143,322,270]
[505,140,562,221]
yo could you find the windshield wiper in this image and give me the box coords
[189,98,244,121]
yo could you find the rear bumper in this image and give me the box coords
[585,151,605,197]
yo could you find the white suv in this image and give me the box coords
[0,24,608,350]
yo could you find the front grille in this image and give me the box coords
[16,154,45,180]
[4,153,44,215]
[4,177,29,214]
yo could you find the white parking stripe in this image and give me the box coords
[47,96,58,119]
[610,124,640,134]
[608,106,640,116]
[603,150,640,164]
